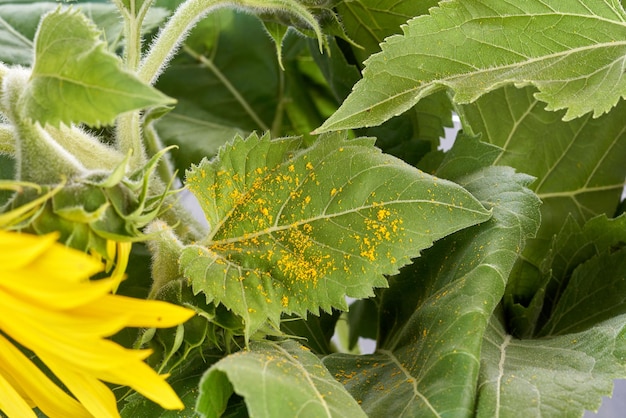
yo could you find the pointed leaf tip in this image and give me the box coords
[20,8,174,127]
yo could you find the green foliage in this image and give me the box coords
[316,0,626,132]
[198,340,366,418]
[181,131,488,337]
[21,8,173,127]
[1,0,626,417]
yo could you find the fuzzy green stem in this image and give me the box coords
[138,0,323,86]
[143,121,176,185]
[2,69,85,183]
[116,111,146,170]
[113,0,157,170]
[0,124,16,156]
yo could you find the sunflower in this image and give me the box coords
[0,230,195,418]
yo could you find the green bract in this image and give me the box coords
[0,0,625,417]
[8,147,172,257]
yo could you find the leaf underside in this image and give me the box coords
[477,310,626,417]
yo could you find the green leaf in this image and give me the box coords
[197,340,367,418]
[525,214,626,337]
[19,8,173,127]
[549,215,626,298]
[316,0,626,132]
[0,3,46,65]
[156,10,278,133]
[336,0,441,63]
[476,310,626,417]
[155,100,244,170]
[0,3,169,65]
[538,247,626,337]
[324,137,541,416]
[458,85,626,314]
[180,131,490,336]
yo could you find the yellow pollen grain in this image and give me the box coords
[377,208,390,221]
[288,164,295,172]
[330,188,338,196]
[306,162,314,170]
[281,295,289,307]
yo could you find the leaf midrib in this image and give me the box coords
[209,198,483,248]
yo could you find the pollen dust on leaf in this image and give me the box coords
[355,204,404,262]
[274,224,333,288]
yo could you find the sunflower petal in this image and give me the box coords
[27,241,104,282]
[0,372,36,418]
[78,294,195,328]
[0,335,90,418]
[0,273,116,310]
[110,241,131,292]
[43,356,120,418]
[0,231,191,415]
[0,231,58,270]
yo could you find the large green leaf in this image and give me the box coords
[180,131,490,337]
[197,340,367,418]
[476,310,626,417]
[313,2,454,161]
[316,0,626,132]
[19,8,173,127]
[156,10,278,134]
[458,85,626,322]
[322,136,541,416]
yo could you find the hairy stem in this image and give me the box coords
[138,0,322,86]
[113,0,156,169]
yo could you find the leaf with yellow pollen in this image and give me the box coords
[181,132,491,337]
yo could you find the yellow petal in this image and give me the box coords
[0,291,150,371]
[0,273,116,310]
[110,241,131,292]
[91,349,185,411]
[0,335,91,418]
[26,240,104,282]
[42,356,120,418]
[0,231,58,271]
[76,294,196,328]
[0,288,130,338]
[0,372,36,418]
